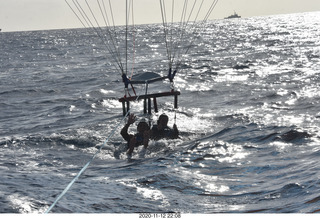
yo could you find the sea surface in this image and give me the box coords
[1,12,320,213]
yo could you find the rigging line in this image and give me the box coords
[161,0,172,65]
[202,0,218,21]
[74,0,122,72]
[180,0,189,31]
[188,0,205,31]
[160,0,174,67]
[65,0,87,28]
[171,0,189,64]
[45,83,147,214]
[186,0,198,23]
[168,0,175,67]
[165,0,187,70]
[161,0,178,68]
[73,0,116,58]
[175,0,218,71]
[104,0,121,51]
[170,0,198,65]
[108,0,117,30]
[103,0,125,74]
[82,0,125,74]
[129,0,136,80]
[99,0,111,26]
[165,0,179,67]
[159,0,172,65]
[72,0,92,28]
[125,0,129,75]
[97,0,121,60]
[86,0,118,56]
[97,0,124,73]
[159,0,169,63]
[67,0,123,73]
[66,0,120,76]
[126,0,136,78]
[107,0,123,62]
[172,0,204,67]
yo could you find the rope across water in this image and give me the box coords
[44,111,129,213]
[44,84,146,213]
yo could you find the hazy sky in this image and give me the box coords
[0,0,320,32]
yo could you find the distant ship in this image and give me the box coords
[225,11,241,19]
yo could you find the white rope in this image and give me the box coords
[44,113,128,213]
[44,82,146,213]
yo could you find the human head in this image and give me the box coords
[137,121,150,133]
[157,114,169,129]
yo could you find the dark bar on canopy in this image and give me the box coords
[128,76,168,85]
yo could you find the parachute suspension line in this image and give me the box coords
[66,0,132,76]
[66,0,123,74]
[71,0,123,73]
[160,0,202,76]
[160,0,186,80]
[169,0,175,66]
[174,0,219,73]
[125,0,128,76]
[97,0,125,73]
[173,0,202,71]
[101,0,124,70]
[128,0,137,81]
[84,0,124,73]
[105,0,126,75]
[65,0,87,28]
[160,0,172,67]
[71,0,91,27]
[123,0,137,97]
[166,0,176,67]
[128,0,137,96]
[124,0,136,77]
[66,0,139,95]
[184,0,218,57]
[173,0,204,71]
[172,0,194,68]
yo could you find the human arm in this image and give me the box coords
[120,114,136,141]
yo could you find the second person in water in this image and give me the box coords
[150,114,179,140]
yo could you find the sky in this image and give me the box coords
[0,0,320,32]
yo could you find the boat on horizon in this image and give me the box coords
[225,11,241,19]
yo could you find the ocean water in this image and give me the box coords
[1,11,320,213]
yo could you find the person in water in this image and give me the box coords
[150,114,179,140]
[120,114,150,158]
